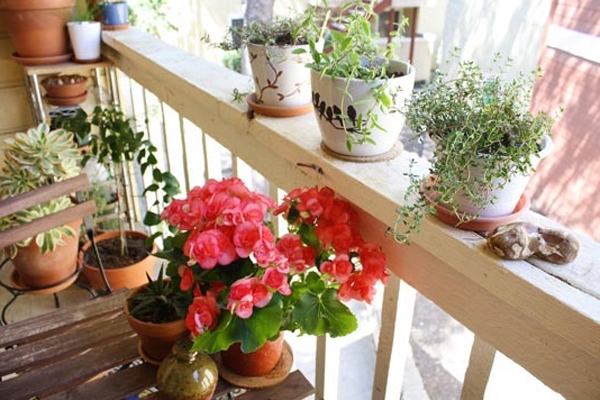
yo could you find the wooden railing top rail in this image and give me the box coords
[101,28,600,398]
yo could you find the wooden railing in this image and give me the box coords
[100,28,600,399]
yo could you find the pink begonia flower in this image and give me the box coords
[275,233,315,273]
[178,265,195,291]
[242,202,266,225]
[228,277,272,319]
[338,272,378,304]
[186,293,220,337]
[262,267,291,295]
[184,228,236,269]
[320,253,353,283]
[233,222,274,258]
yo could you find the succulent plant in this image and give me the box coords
[0,123,82,256]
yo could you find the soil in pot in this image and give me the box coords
[83,235,149,269]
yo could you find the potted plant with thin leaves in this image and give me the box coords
[0,124,82,289]
[308,0,415,158]
[68,0,102,62]
[124,268,192,363]
[215,7,326,117]
[77,105,180,290]
[394,52,560,243]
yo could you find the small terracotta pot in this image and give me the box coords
[41,75,88,98]
[79,230,157,291]
[220,333,284,377]
[11,219,82,289]
[124,285,189,363]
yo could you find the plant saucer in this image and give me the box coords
[214,340,293,389]
[137,341,162,366]
[246,94,312,118]
[45,91,88,107]
[11,52,71,66]
[422,181,531,232]
[102,23,131,31]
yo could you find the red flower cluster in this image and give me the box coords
[160,178,389,343]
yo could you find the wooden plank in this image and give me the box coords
[372,276,416,400]
[236,370,315,400]
[0,310,131,376]
[0,175,91,218]
[0,335,140,400]
[0,200,96,248]
[44,362,158,400]
[0,289,130,348]
[460,336,496,400]
[315,335,339,400]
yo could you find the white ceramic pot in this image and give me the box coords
[311,59,415,157]
[67,21,101,62]
[247,43,314,108]
[453,134,553,217]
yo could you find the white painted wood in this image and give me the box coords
[460,335,496,400]
[202,133,223,181]
[372,275,417,400]
[101,28,600,399]
[315,335,340,400]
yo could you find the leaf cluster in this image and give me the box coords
[71,0,100,22]
[308,0,406,81]
[394,52,561,243]
[128,269,191,323]
[215,7,324,51]
[0,124,82,257]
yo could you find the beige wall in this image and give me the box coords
[0,19,34,170]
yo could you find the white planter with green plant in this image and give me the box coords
[217,10,325,116]
[394,53,561,243]
[68,0,101,62]
[308,0,415,157]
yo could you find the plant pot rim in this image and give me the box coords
[311,59,415,84]
[0,0,75,11]
[79,229,157,270]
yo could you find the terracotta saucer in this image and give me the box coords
[423,187,531,232]
[214,341,293,389]
[11,52,72,66]
[102,23,130,31]
[10,270,79,295]
[246,94,313,118]
[45,91,88,107]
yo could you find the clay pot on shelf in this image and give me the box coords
[0,0,75,65]
[41,74,88,106]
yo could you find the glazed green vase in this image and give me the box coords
[157,339,218,400]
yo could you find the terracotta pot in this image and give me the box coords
[220,333,284,377]
[11,219,81,289]
[0,0,76,59]
[125,285,189,363]
[41,75,88,98]
[311,59,415,157]
[79,230,157,291]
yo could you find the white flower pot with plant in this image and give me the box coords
[308,0,415,158]
[216,10,325,117]
[68,0,101,62]
[394,52,562,243]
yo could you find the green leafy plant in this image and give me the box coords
[71,0,99,22]
[307,0,410,151]
[57,105,180,254]
[0,124,82,257]
[394,52,561,243]
[128,268,191,323]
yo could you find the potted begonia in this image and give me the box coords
[156,178,389,381]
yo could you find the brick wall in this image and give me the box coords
[527,0,600,241]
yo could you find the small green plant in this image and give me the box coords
[128,268,191,323]
[215,9,324,51]
[307,0,409,151]
[59,106,180,255]
[393,52,561,243]
[0,124,82,257]
[71,0,99,22]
